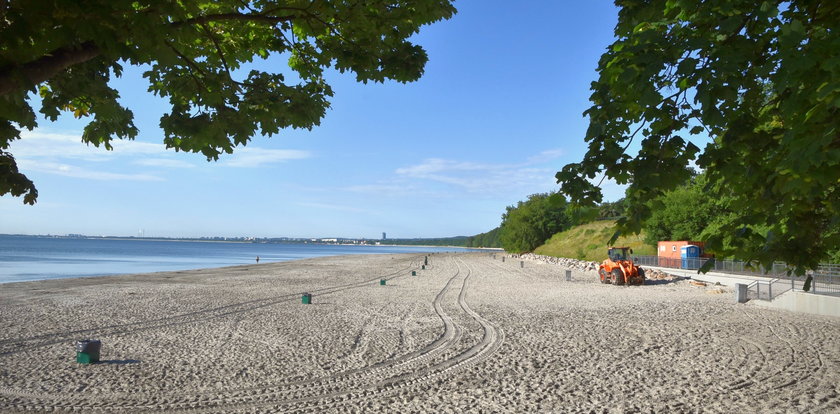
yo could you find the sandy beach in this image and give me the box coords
[1,252,838,413]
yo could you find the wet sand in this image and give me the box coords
[1,252,838,413]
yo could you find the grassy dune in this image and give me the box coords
[534,220,656,261]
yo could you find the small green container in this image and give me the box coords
[411,271,416,276]
[75,340,101,364]
[76,352,98,364]
[380,279,386,285]
[302,293,312,304]
[421,265,425,270]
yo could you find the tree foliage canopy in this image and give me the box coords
[500,193,571,254]
[0,0,456,204]
[643,174,727,246]
[466,226,501,248]
[556,0,840,276]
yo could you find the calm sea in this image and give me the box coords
[0,235,481,284]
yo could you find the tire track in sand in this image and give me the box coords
[0,257,425,357]
[0,255,504,412]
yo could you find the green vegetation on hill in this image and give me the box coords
[499,193,571,253]
[534,220,656,262]
[379,231,502,248]
[466,227,501,248]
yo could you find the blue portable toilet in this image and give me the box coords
[681,245,701,269]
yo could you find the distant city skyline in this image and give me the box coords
[0,2,691,239]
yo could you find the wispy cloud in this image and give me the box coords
[15,130,163,160]
[391,148,565,195]
[223,147,311,167]
[395,159,501,176]
[11,130,310,183]
[18,160,164,181]
[527,148,565,163]
[133,158,195,168]
[297,202,371,214]
[346,184,417,194]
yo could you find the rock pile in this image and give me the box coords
[645,267,680,281]
[514,253,599,272]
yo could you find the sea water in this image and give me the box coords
[0,235,479,283]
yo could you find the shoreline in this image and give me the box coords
[0,237,484,285]
[0,252,419,286]
[2,233,502,249]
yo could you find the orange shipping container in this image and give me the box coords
[657,241,705,268]
[658,241,705,259]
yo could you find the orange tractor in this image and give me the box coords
[599,247,645,285]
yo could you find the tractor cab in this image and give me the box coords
[608,247,633,262]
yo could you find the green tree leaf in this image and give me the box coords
[556,0,840,279]
[0,0,457,204]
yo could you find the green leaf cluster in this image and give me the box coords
[556,0,840,278]
[499,193,572,254]
[642,174,726,246]
[0,0,456,204]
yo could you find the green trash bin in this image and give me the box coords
[302,293,312,304]
[411,271,416,276]
[380,279,386,285]
[421,265,425,270]
[76,339,101,364]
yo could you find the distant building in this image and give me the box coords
[382,232,386,240]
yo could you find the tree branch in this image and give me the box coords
[0,9,324,99]
[170,12,296,28]
[165,41,211,95]
[0,41,100,97]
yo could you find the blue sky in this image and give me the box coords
[0,1,625,239]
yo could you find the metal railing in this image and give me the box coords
[633,255,840,298]
[745,278,794,301]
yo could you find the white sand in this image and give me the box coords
[0,252,838,413]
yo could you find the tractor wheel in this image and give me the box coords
[599,268,610,284]
[612,268,625,285]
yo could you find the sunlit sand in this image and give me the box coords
[1,253,837,412]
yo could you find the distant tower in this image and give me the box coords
[382,232,386,240]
